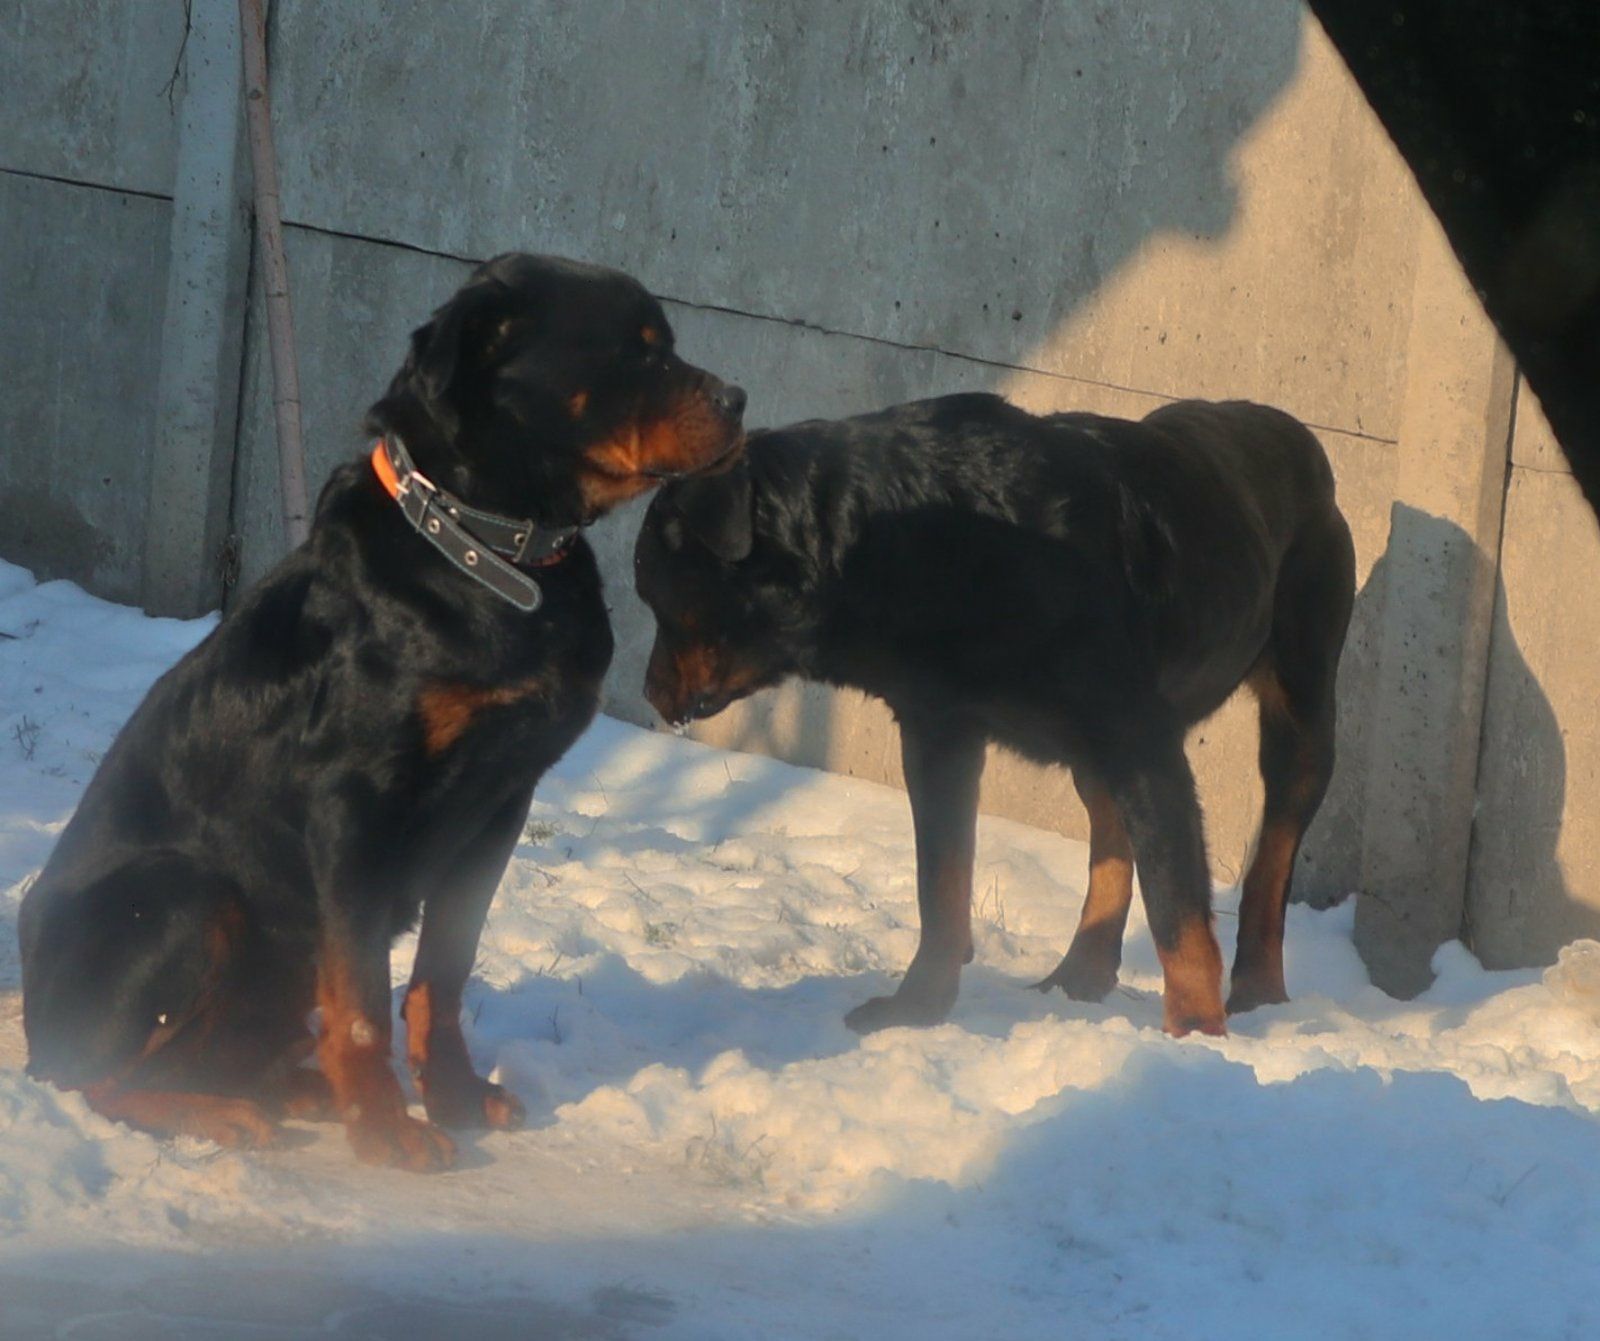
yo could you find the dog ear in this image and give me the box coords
[669,459,754,563]
[408,281,503,404]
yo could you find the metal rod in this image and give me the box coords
[238,0,309,548]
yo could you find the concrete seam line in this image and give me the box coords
[0,165,173,205]
[269,215,1401,451]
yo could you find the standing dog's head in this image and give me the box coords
[634,455,815,726]
[369,253,746,524]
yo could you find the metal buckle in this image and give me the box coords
[392,456,441,534]
[398,466,437,502]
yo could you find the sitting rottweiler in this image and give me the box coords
[19,253,745,1169]
[634,394,1353,1037]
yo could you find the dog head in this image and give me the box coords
[369,253,746,524]
[634,455,815,725]
[19,858,254,1090]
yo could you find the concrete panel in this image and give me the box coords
[261,4,1420,435]
[0,0,186,193]
[1469,465,1600,966]
[0,173,170,603]
[1355,214,1517,997]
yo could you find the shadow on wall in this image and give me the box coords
[1311,505,1581,962]
[1469,545,1596,966]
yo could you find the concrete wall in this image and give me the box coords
[2,0,1596,987]
[0,173,171,602]
[0,0,187,602]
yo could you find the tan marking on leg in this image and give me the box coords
[315,950,394,1121]
[401,979,437,1086]
[1229,819,1301,1011]
[1157,918,1227,1038]
[1247,662,1291,716]
[1231,662,1331,1013]
[317,948,455,1171]
[401,980,524,1131]
[1036,779,1134,1000]
[1072,787,1136,963]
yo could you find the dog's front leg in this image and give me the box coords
[316,915,455,1172]
[402,793,530,1131]
[1103,741,1227,1037]
[846,713,985,1034]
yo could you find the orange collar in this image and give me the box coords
[370,440,406,501]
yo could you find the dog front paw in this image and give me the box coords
[846,955,963,1034]
[344,1108,457,1172]
[1225,972,1289,1016]
[1162,996,1228,1039]
[1030,951,1120,1002]
[845,985,957,1034]
[422,1074,526,1131]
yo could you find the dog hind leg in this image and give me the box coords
[1228,515,1354,1013]
[1104,739,1227,1037]
[1033,767,1134,1001]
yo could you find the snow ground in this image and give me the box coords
[2,556,1599,1340]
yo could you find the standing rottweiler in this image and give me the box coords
[20,253,745,1169]
[634,394,1353,1037]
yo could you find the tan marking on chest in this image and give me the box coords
[417,676,550,756]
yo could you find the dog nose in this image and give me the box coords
[715,384,747,420]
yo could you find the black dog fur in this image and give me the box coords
[635,394,1354,1036]
[19,253,744,1169]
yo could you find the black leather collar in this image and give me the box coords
[371,436,577,612]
